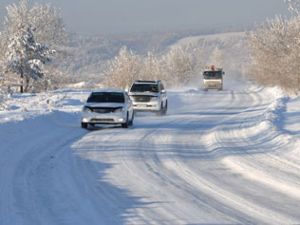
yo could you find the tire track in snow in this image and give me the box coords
[84,88,271,224]
[203,88,300,223]
[9,85,298,224]
[124,87,300,224]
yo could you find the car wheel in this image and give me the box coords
[163,100,168,115]
[129,111,134,126]
[158,102,167,116]
[81,122,88,129]
[122,113,129,128]
[156,103,164,116]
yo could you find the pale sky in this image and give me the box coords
[0,0,290,35]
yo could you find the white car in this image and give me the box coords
[128,80,168,115]
[81,89,134,129]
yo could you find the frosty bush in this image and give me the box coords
[247,0,300,91]
[142,51,162,81]
[103,46,142,89]
[103,45,199,89]
[161,46,196,87]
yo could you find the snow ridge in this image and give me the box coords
[263,89,289,131]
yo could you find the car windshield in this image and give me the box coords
[203,71,223,80]
[87,92,125,103]
[130,84,159,93]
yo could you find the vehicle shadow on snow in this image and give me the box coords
[86,124,126,131]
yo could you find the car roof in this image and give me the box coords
[91,88,125,94]
[133,80,160,84]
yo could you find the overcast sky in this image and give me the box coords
[0,0,290,35]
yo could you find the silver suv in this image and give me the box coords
[128,80,168,115]
[81,89,134,129]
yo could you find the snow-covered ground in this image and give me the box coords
[1,80,300,225]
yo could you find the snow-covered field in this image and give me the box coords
[1,79,300,225]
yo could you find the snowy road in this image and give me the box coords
[1,83,300,225]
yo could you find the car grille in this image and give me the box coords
[207,83,221,88]
[90,107,121,113]
[91,118,114,123]
[132,96,151,102]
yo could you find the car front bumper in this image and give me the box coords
[132,101,161,111]
[203,80,223,89]
[81,112,127,124]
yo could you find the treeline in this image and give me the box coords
[102,32,249,89]
[247,0,300,92]
[102,46,203,89]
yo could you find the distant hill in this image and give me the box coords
[171,32,249,76]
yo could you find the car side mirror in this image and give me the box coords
[223,72,225,75]
[161,89,166,94]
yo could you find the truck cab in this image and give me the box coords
[203,65,225,91]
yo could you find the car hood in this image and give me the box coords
[84,103,125,108]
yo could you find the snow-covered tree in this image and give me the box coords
[5,26,55,93]
[247,0,300,91]
[29,4,66,46]
[4,0,66,47]
[285,0,300,16]
[0,0,66,93]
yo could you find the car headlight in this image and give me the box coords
[82,106,92,112]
